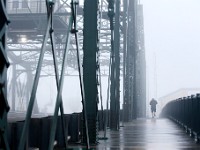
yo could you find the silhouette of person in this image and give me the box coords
[150,98,158,118]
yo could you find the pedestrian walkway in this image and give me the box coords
[97,118,200,149]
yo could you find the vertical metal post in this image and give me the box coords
[110,0,120,130]
[12,64,16,111]
[26,70,33,110]
[82,0,99,144]
[124,6,131,121]
[109,29,116,129]
[114,0,120,128]
[136,4,146,118]
[104,52,111,136]
[126,0,138,120]
[132,0,138,120]
[71,1,90,148]
[0,0,10,149]
[108,0,116,130]
[123,0,129,122]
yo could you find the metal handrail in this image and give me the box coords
[161,93,200,141]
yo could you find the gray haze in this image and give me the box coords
[142,0,200,99]
[32,0,200,114]
[8,0,200,114]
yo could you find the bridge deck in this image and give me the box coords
[96,118,200,149]
[8,115,200,149]
[66,118,200,149]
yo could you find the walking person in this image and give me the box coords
[150,98,158,118]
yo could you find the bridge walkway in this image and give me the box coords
[96,118,200,149]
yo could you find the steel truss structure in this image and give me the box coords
[123,0,146,121]
[0,0,146,148]
[7,0,119,112]
[108,0,121,130]
[0,0,10,149]
[82,0,99,144]
[136,4,146,118]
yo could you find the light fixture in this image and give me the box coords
[20,37,27,43]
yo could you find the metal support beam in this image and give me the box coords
[18,0,57,149]
[0,0,10,149]
[131,0,138,120]
[109,0,120,130]
[123,0,129,122]
[26,71,33,111]
[124,0,138,120]
[82,0,99,144]
[114,0,120,128]
[136,4,146,118]
[48,13,68,150]
[12,64,16,111]
[109,0,116,129]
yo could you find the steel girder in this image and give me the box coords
[82,0,99,144]
[124,0,138,120]
[0,0,10,149]
[136,4,146,118]
[123,1,146,120]
[122,0,128,122]
[109,0,121,130]
[11,64,16,111]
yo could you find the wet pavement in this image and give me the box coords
[97,118,200,150]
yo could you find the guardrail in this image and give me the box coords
[8,113,82,149]
[161,94,200,142]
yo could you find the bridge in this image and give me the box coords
[0,0,200,149]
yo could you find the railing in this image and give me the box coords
[161,94,200,142]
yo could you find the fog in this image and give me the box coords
[36,76,123,114]
[7,0,200,115]
[142,0,200,99]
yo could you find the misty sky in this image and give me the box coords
[141,0,200,99]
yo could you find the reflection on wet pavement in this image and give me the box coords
[97,118,200,150]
